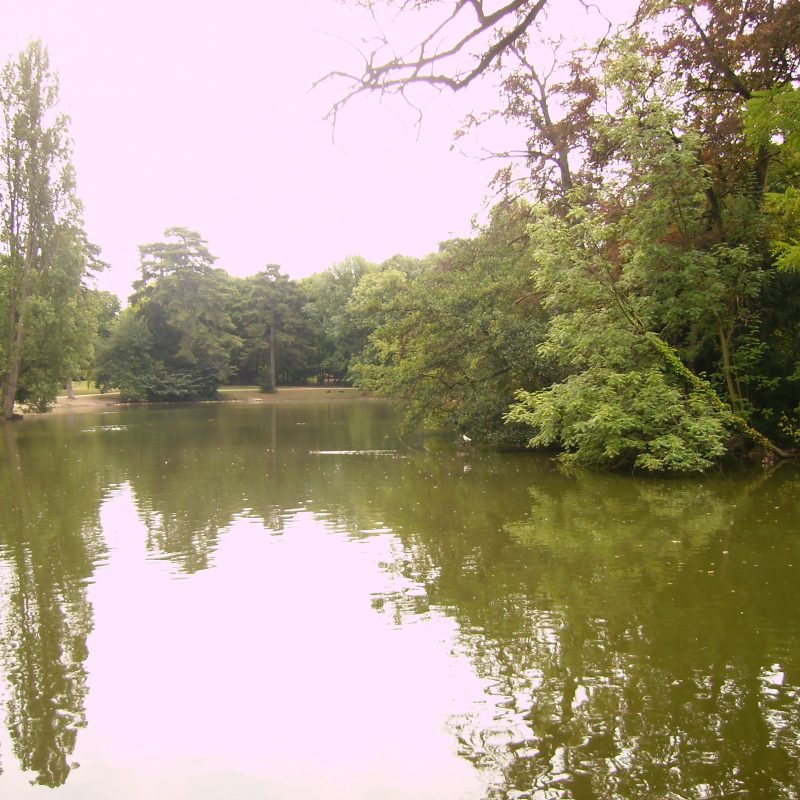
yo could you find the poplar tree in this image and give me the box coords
[0,41,97,418]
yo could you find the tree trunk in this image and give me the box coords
[717,317,742,413]
[2,299,26,420]
[269,307,277,390]
[645,331,793,459]
[2,242,36,420]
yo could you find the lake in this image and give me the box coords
[0,400,798,799]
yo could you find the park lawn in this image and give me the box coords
[59,380,102,396]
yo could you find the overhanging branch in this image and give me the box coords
[315,0,550,126]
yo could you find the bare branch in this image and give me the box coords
[317,0,550,124]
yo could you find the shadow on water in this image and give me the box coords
[0,403,798,797]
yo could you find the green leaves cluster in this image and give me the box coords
[9,4,798,475]
[97,237,378,401]
[97,228,240,402]
[236,263,314,388]
[746,86,800,273]
[301,255,379,383]
[349,202,551,444]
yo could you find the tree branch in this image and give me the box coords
[316,0,550,125]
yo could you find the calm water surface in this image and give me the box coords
[0,401,798,799]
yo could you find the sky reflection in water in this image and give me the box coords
[57,486,485,800]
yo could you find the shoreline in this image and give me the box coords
[36,386,369,417]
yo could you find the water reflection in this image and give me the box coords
[0,404,798,799]
[80,487,485,799]
[368,461,800,799]
[0,424,107,787]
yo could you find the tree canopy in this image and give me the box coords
[332,0,800,469]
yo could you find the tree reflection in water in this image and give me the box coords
[0,423,107,787]
[367,455,800,799]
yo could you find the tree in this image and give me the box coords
[236,265,315,389]
[95,310,156,402]
[329,1,800,467]
[127,227,242,400]
[630,1,800,445]
[350,202,552,443]
[0,41,99,418]
[81,288,121,387]
[301,255,377,383]
[504,51,771,470]
[743,85,800,444]
[13,232,109,410]
[637,0,800,207]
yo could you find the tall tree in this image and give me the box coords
[631,1,800,442]
[0,41,98,418]
[129,227,241,398]
[95,309,156,402]
[331,0,800,466]
[505,40,788,470]
[235,265,314,389]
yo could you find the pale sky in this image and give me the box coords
[1,0,629,302]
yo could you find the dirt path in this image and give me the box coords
[44,386,366,416]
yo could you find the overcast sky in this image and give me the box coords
[1,0,629,302]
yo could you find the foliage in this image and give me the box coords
[96,309,219,403]
[746,86,800,272]
[301,255,378,383]
[95,311,155,402]
[235,265,314,387]
[508,366,728,471]
[0,41,103,417]
[257,366,275,393]
[125,227,241,399]
[7,3,799,477]
[350,202,552,444]
[502,61,748,470]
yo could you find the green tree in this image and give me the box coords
[127,227,241,400]
[95,310,156,402]
[334,3,800,467]
[745,85,800,272]
[350,203,552,444]
[15,233,110,409]
[630,2,800,445]
[236,265,315,389]
[301,255,377,383]
[81,288,121,387]
[744,85,800,442]
[504,60,759,470]
[0,41,100,418]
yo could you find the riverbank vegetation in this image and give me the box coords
[1,1,799,472]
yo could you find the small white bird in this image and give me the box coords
[461,434,472,443]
